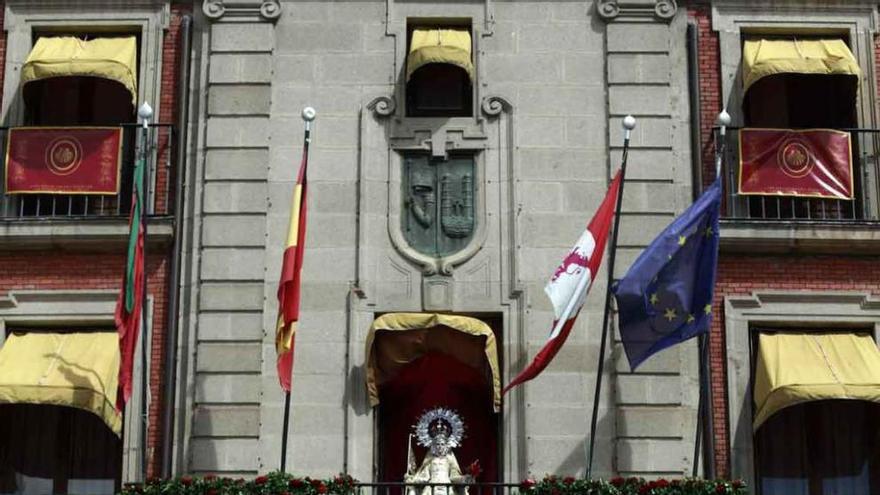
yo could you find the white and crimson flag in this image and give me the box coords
[275,150,309,392]
[503,171,622,394]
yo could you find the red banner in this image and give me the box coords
[5,127,122,195]
[738,128,853,200]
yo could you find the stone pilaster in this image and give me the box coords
[188,2,277,474]
[596,0,700,478]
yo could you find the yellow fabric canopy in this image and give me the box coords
[365,313,500,411]
[753,332,880,430]
[742,39,861,94]
[407,28,474,81]
[22,36,138,104]
[0,332,122,436]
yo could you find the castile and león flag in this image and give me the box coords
[502,170,622,394]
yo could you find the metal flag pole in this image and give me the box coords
[586,115,636,478]
[692,109,729,476]
[137,101,153,480]
[698,110,729,477]
[280,106,316,472]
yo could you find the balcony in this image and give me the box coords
[713,127,880,254]
[0,124,176,249]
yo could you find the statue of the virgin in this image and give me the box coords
[404,408,472,495]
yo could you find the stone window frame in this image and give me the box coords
[711,2,879,128]
[1,0,170,208]
[384,0,491,123]
[723,290,880,488]
[711,1,880,230]
[0,289,155,482]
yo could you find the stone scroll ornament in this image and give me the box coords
[405,408,474,495]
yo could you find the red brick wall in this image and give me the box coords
[0,1,191,479]
[0,250,169,475]
[688,2,722,188]
[155,3,191,216]
[709,255,880,477]
[688,1,729,475]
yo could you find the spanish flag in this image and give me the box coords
[276,150,309,391]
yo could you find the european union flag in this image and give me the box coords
[613,179,721,370]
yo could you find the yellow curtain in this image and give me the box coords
[753,332,880,430]
[742,39,861,95]
[365,313,500,411]
[21,36,138,104]
[0,332,122,436]
[406,28,474,81]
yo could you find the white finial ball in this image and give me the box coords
[717,109,731,127]
[137,102,153,121]
[622,115,636,131]
[302,107,316,122]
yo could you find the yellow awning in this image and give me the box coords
[406,28,474,81]
[365,313,500,411]
[753,332,880,430]
[743,39,861,94]
[0,332,122,436]
[22,36,138,104]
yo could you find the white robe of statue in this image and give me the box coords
[404,425,471,495]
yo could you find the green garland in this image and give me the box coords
[521,475,747,495]
[122,473,748,495]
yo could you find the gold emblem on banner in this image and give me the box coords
[44,136,83,176]
[777,138,814,179]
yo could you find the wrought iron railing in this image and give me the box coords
[713,127,880,222]
[352,482,522,495]
[0,124,175,219]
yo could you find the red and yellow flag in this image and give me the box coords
[276,151,309,392]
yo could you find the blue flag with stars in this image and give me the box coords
[613,179,721,370]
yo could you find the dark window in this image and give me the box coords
[405,26,473,117]
[406,63,473,117]
[0,328,122,495]
[750,328,880,495]
[755,400,880,495]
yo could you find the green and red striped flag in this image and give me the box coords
[114,155,145,410]
[275,149,309,392]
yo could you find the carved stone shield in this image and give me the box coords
[402,155,475,257]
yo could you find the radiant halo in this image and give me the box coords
[413,407,465,449]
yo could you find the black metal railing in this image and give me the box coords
[352,482,522,495]
[713,127,880,222]
[0,123,175,219]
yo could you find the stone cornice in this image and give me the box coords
[596,0,677,22]
[203,0,281,22]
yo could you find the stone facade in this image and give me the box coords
[177,0,697,480]
[1,0,879,486]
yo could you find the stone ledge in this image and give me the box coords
[0,216,174,252]
[720,219,880,255]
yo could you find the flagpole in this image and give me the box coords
[695,110,729,478]
[137,101,153,480]
[280,106,316,472]
[585,115,635,478]
[692,109,729,476]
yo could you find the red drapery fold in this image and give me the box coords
[379,352,498,488]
